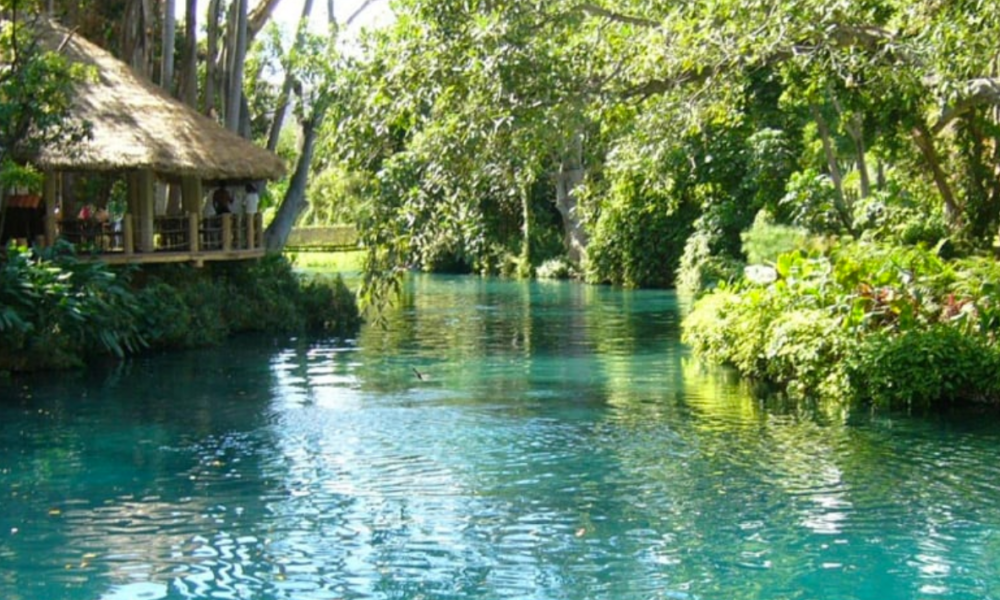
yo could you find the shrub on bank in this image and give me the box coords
[137,254,361,347]
[682,241,1000,409]
[0,242,144,370]
[846,326,1000,409]
[0,243,361,372]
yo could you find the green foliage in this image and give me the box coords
[536,257,578,280]
[587,191,696,288]
[136,271,228,348]
[299,273,360,333]
[675,227,744,297]
[0,160,42,192]
[741,210,812,265]
[142,255,362,341]
[780,169,842,233]
[312,0,1000,308]
[764,308,854,400]
[300,166,367,227]
[0,249,361,372]
[847,327,1000,410]
[0,15,91,166]
[0,242,144,371]
[682,288,767,376]
[684,239,1000,408]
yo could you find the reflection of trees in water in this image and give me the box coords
[631,363,1000,599]
[0,343,286,600]
[348,276,686,404]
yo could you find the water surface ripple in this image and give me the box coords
[3,275,1000,600]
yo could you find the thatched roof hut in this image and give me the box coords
[31,20,285,181]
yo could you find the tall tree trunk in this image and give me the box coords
[846,114,871,199]
[261,0,334,251]
[912,121,961,227]
[265,0,315,152]
[225,0,247,132]
[160,0,175,92]
[811,104,852,231]
[554,132,588,265]
[265,109,325,250]
[204,0,221,116]
[123,0,153,77]
[179,0,197,107]
[828,88,871,199]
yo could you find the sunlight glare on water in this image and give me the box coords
[3,275,1000,600]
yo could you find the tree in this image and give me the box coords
[262,0,341,251]
[0,5,90,236]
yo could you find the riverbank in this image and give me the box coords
[682,239,1000,411]
[0,242,361,372]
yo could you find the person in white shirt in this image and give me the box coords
[244,183,260,215]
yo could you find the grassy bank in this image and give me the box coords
[285,250,364,272]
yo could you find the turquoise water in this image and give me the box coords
[3,275,1000,600]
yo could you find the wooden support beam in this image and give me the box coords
[188,212,200,253]
[246,213,255,249]
[136,169,155,252]
[43,171,57,246]
[222,213,232,251]
[181,176,203,215]
[123,214,135,255]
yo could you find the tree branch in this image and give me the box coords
[247,0,282,45]
[576,3,658,28]
[346,0,382,26]
[620,22,895,99]
[933,78,1000,134]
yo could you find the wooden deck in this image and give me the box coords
[53,212,266,265]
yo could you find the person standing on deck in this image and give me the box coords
[212,187,233,215]
[244,183,259,215]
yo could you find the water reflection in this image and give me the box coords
[0,344,283,600]
[3,276,1000,600]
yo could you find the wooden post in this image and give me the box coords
[246,212,255,249]
[123,214,135,255]
[43,171,57,246]
[222,213,232,251]
[181,176,203,215]
[137,169,155,252]
[188,212,200,253]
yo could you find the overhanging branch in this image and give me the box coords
[933,78,1000,134]
[576,3,658,28]
[620,22,895,100]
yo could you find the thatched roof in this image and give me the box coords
[31,19,286,181]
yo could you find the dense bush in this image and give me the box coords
[586,174,697,288]
[0,242,144,370]
[847,326,1000,410]
[740,210,812,265]
[682,240,1000,409]
[536,257,578,280]
[675,227,744,297]
[0,246,361,372]
[142,255,361,342]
